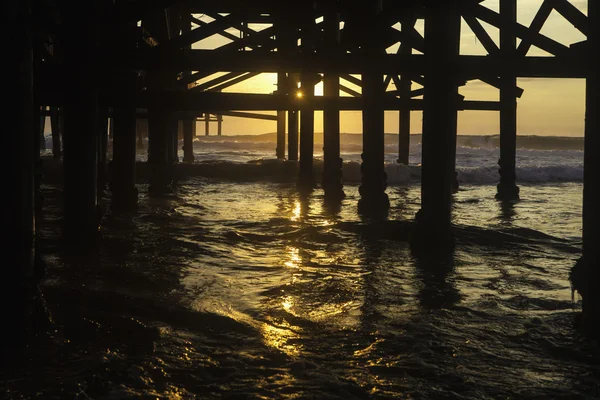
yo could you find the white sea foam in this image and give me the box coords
[336,161,583,184]
[41,133,582,184]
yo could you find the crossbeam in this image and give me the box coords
[129,50,587,78]
[470,2,570,56]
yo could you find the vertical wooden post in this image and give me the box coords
[109,115,114,140]
[583,0,599,267]
[276,72,287,159]
[299,74,316,188]
[62,2,100,247]
[398,19,414,166]
[174,116,180,162]
[144,11,174,195]
[571,0,600,328]
[277,110,286,159]
[323,1,344,199]
[39,107,46,151]
[33,102,42,220]
[298,2,317,189]
[288,111,299,161]
[417,2,461,236]
[147,99,171,195]
[166,113,177,165]
[274,8,288,161]
[4,0,35,279]
[182,118,195,162]
[98,106,109,196]
[288,74,300,161]
[181,7,195,163]
[282,10,299,162]
[2,0,36,344]
[358,0,389,215]
[50,107,61,159]
[217,114,223,136]
[136,119,145,150]
[111,72,138,212]
[205,113,210,135]
[497,0,520,200]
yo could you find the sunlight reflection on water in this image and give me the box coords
[20,180,596,399]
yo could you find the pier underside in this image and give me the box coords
[3,1,600,394]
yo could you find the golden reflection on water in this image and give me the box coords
[284,246,301,269]
[291,201,302,222]
[261,319,302,357]
[281,295,294,313]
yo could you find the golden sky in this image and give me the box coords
[193,0,587,137]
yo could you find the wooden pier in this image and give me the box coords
[4,0,599,330]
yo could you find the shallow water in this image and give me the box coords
[4,174,600,399]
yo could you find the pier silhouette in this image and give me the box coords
[2,0,599,397]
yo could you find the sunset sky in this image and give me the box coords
[191,0,587,137]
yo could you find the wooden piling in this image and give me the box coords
[39,107,46,151]
[298,3,317,189]
[181,9,195,163]
[148,101,172,194]
[33,100,43,228]
[571,0,600,329]
[277,9,299,162]
[98,106,109,195]
[144,11,175,195]
[62,2,100,247]
[275,10,289,161]
[358,0,389,215]
[496,0,520,200]
[583,0,599,268]
[109,116,114,140]
[205,113,210,135]
[288,110,299,161]
[288,74,300,161]
[2,0,36,343]
[50,107,61,159]
[136,119,146,150]
[299,76,316,188]
[417,2,461,234]
[167,114,178,165]
[111,73,138,212]
[398,19,414,166]
[182,118,195,162]
[322,2,344,199]
[4,0,35,281]
[276,72,287,159]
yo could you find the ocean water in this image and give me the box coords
[11,134,599,399]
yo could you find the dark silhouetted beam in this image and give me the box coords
[221,111,277,120]
[551,0,588,35]
[127,50,586,78]
[471,2,570,56]
[516,0,553,56]
[463,14,499,54]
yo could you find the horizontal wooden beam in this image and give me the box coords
[220,111,278,120]
[126,50,587,78]
[39,89,501,111]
